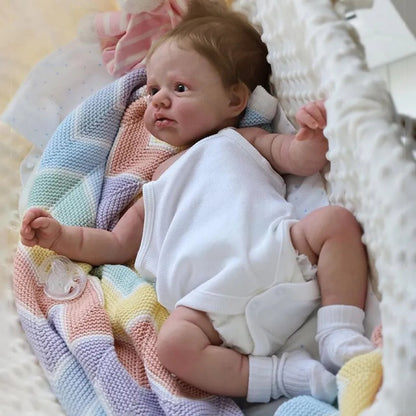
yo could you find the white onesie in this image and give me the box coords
[135,128,320,356]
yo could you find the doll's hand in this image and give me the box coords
[287,101,328,175]
[295,101,327,141]
[20,208,62,250]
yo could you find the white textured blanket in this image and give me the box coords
[232,0,416,414]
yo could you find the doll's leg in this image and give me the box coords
[156,306,336,403]
[290,205,374,373]
[156,306,249,397]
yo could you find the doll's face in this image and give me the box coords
[144,40,238,147]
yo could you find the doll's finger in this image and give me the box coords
[297,108,320,129]
[31,217,52,230]
[306,105,325,128]
[20,225,34,240]
[21,236,38,247]
[314,101,327,127]
[295,127,310,141]
[23,207,50,225]
[297,102,326,129]
[315,100,326,115]
[20,226,37,246]
[22,210,36,226]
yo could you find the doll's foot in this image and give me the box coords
[316,305,374,373]
[279,349,337,403]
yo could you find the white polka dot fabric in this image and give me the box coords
[1,40,115,152]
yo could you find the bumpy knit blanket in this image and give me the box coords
[13,68,247,416]
[275,349,383,416]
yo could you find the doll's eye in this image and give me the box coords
[175,83,188,93]
[147,86,159,96]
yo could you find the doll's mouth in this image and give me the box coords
[155,116,174,127]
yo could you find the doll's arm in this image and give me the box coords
[20,200,145,266]
[239,101,328,176]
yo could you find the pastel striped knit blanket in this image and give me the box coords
[13,68,275,416]
[13,68,244,415]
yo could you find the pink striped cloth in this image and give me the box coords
[95,0,189,77]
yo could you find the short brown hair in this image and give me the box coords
[147,0,271,92]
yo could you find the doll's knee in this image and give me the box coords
[319,205,362,237]
[156,317,188,373]
[156,307,209,376]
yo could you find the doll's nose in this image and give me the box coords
[151,89,171,108]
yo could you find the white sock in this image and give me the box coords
[279,350,337,404]
[247,355,280,402]
[247,351,337,404]
[316,305,374,373]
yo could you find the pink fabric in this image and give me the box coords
[95,0,189,77]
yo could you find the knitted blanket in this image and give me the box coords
[13,68,246,416]
[275,349,383,416]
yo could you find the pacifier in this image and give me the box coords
[38,255,88,301]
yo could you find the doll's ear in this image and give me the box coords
[228,82,250,118]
